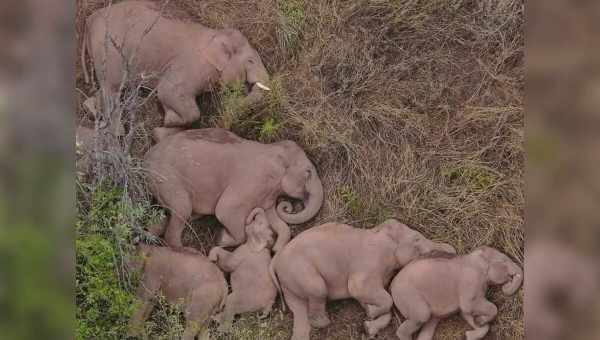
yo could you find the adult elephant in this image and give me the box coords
[81,0,271,135]
[145,128,324,252]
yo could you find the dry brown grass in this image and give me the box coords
[76,0,523,339]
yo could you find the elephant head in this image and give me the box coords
[245,208,275,252]
[475,246,523,296]
[375,219,457,266]
[274,141,324,225]
[208,29,271,104]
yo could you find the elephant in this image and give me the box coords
[145,128,324,252]
[209,208,278,331]
[128,244,228,340]
[81,0,271,136]
[269,219,456,340]
[390,246,523,340]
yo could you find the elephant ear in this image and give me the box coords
[488,262,510,284]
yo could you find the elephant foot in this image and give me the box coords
[152,127,184,143]
[309,313,331,329]
[364,313,392,338]
[466,325,489,340]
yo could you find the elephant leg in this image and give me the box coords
[416,318,440,340]
[472,299,497,326]
[217,292,241,332]
[215,194,248,247]
[128,278,160,337]
[462,311,490,340]
[128,299,154,337]
[147,216,167,237]
[308,297,330,329]
[364,312,392,339]
[157,78,201,127]
[184,288,220,340]
[349,276,393,320]
[284,288,312,340]
[163,192,192,248]
[392,285,430,340]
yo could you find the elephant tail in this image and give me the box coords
[269,255,286,312]
[81,20,90,84]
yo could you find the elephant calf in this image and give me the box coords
[209,208,278,330]
[270,219,455,340]
[129,244,228,340]
[390,246,523,340]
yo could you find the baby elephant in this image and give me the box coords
[129,244,228,340]
[271,219,455,340]
[391,246,523,340]
[209,208,277,330]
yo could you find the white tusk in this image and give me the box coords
[255,82,271,91]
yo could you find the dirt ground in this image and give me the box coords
[75,0,523,339]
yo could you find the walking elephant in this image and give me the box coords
[145,128,324,252]
[269,219,456,340]
[81,0,271,135]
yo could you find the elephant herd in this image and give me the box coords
[78,1,523,340]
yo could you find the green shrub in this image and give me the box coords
[76,185,161,339]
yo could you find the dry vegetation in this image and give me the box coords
[76,0,523,339]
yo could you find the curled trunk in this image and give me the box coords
[276,164,324,225]
[502,263,523,295]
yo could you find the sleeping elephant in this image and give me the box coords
[145,128,324,252]
[390,246,523,340]
[269,219,456,340]
[81,0,271,135]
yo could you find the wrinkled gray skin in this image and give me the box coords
[391,246,523,340]
[208,208,278,331]
[270,219,456,340]
[129,244,228,340]
[145,128,324,252]
[81,0,271,136]
[526,240,599,340]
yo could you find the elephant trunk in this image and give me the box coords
[276,164,324,225]
[502,263,523,296]
[244,59,270,106]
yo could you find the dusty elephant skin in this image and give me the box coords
[128,244,228,340]
[81,0,271,135]
[269,219,455,340]
[390,246,523,340]
[145,128,324,251]
[208,208,278,331]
